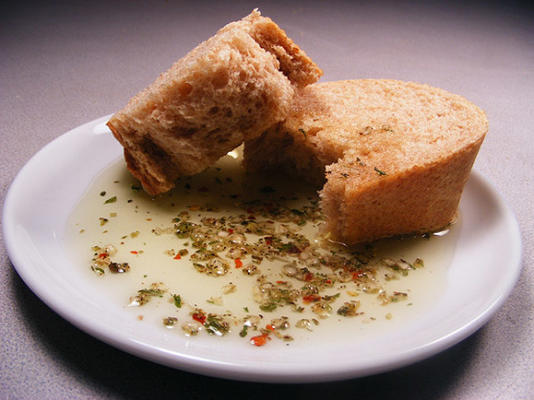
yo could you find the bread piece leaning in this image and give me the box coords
[107,10,322,196]
[244,79,488,244]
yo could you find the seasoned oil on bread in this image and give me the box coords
[244,79,488,244]
[107,10,322,196]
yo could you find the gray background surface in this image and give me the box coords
[1,1,533,398]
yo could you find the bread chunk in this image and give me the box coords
[107,10,322,195]
[244,79,488,244]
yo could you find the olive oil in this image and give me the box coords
[66,152,458,347]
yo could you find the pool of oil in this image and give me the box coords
[65,150,459,346]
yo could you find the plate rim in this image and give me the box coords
[2,115,523,383]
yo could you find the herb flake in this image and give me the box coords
[374,167,387,176]
[104,196,117,204]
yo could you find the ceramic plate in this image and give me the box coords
[3,116,522,383]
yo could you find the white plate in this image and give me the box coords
[3,115,522,383]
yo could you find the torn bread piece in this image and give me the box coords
[107,10,322,195]
[244,79,488,244]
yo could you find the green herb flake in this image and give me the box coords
[374,167,387,176]
[138,288,165,297]
[337,301,360,317]
[260,303,277,312]
[239,325,248,337]
[172,294,182,308]
[91,266,105,276]
[175,221,194,238]
[205,315,229,336]
[104,196,117,204]
[322,293,340,302]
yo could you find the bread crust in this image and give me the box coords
[107,10,322,195]
[244,79,488,244]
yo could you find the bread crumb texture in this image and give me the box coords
[244,79,488,244]
[107,9,322,195]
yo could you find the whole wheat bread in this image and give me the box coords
[107,10,322,195]
[244,79,488,244]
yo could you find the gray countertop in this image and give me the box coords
[1,1,533,398]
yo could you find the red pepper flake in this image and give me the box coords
[266,324,275,331]
[192,312,206,324]
[227,228,234,234]
[325,279,332,284]
[250,333,270,347]
[276,280,287,284]
[304,272,314,282]
[98,253,108,259]
[265,237,273,246]
[234,258,243,268]
[303,294,322,303]
[173,254,181,260]
[352,271,365,280]
[130,251,138,255]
